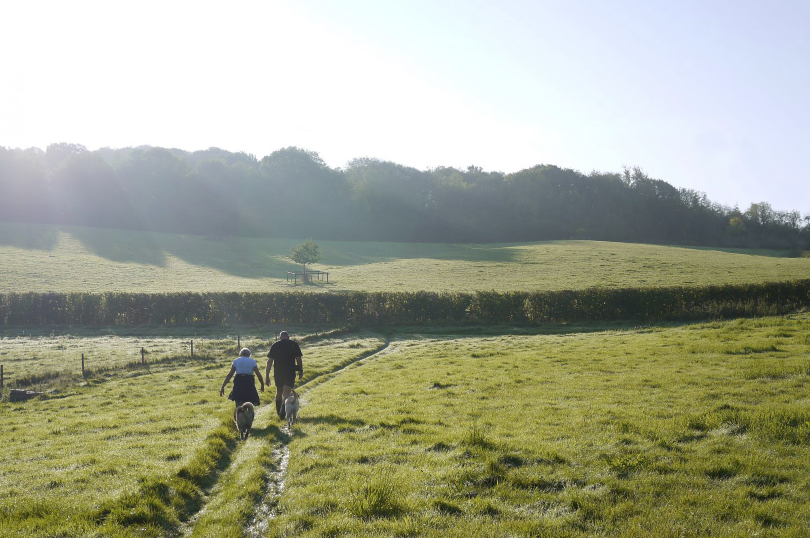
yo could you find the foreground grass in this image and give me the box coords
[0,332,384,537]
[0,354,227,537]
[3,317,810,536]
[2,222,809,293]
[272,315,810,537]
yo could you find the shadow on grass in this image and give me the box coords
[194,430,240,492]
[67,225,169,266]
[0,221,60,251]
[16,222,530,276]
[301,413,367,427]
[248,423,286,442]
[95,411,239,532]
[59,223,303,278]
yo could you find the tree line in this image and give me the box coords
[1,143,808,250]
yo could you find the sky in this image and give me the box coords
[1,0,808,213]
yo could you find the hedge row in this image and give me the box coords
[1,280,809,326]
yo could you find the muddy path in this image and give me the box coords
[246,442,290,538]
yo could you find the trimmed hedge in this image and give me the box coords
[1,280,809,326]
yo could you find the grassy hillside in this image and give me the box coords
[1,221,809,293]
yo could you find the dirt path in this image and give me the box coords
[180,336,395,538]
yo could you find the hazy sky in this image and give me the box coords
[2,0,808,213]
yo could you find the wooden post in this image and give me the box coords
[238,334,241,349]
[141,347,145,365]
[191,340,194,357]
[1,364,3,389]
[81,354,85,377]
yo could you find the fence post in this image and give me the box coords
[141,347,145,365]
[82,354,85,378]
[238,334,241,349]
[1,364,3,389]
[191,340,194,358]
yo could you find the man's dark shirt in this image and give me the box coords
[268,339,302,377]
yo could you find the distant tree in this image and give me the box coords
[290,238,322,280]
[45,143,87,170]
[729,216,746,230]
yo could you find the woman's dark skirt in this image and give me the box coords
[228,374,260,405]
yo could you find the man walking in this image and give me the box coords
[266,331,303,419]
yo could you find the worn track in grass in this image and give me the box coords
[244,339,396,537]
[181,337,393,537]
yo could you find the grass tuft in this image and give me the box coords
[348,470,406,519]
[462,422,492,449]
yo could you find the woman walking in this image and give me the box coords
[221,348,264,416]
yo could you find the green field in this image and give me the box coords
[3,220,810,536]
[2,316,810,536]
[2,221,809,293]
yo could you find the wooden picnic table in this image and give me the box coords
[286,270,329,284]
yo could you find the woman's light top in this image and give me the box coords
[232,356,257,375]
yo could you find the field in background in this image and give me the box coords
[2,221,810,293]
[0,326,376,389]
[1,317,809,536]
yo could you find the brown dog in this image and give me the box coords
[235,402,255,440]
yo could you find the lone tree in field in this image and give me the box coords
[290,238,322,281]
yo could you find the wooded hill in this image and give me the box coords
[1,144,807,250]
